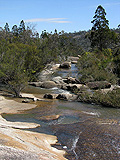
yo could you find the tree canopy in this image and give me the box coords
[90,5,112,50]
[0,21,83,97]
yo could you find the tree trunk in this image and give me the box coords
[14,91,21,97]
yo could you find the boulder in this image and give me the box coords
[61,84,68,90]
[87,81,111,90]
[29,82,42,87]
[0,96,4,101]
[22,99,30,103]
[66,84,84,92]
[52,76,65,85]
[52,64,60,70]
[40,115,60,121]
[78,55,81,58]
[67,56,79,62]
[43,94,58,99]
[56,93,78,101]
[38,69,54,81]
[71,61,78,64]
[40,81,57,89]
[45,63,60,70]
[59,62,71,69]
[63,77,80,84]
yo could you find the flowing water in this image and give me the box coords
[2,64,120,160]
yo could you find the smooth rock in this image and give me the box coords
[52,76,65,85]
[71,61,78,64]
[43,94,58,99]
[66,84,84,92]
[22,99,30,103]
[52,64,60,70]
[56,93,78,101]
[29,82,42,87]
[0,96,5,101]
[61,84,68,90]
[59,62,71,69]
[63,77,80,84]
[41,81,57,89]
[40,115,60,121]
[67,56,79,62]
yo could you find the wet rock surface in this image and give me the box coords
[0,146,40,160]
[51,118,120,160]
[0,95,66,160]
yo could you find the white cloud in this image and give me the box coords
[24,18,71,23]
[50,20,71,23]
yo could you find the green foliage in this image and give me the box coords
[0,43,28,97]
[4,23,10,33]
[0,20,85,96]
[77,88,120,108]
[0,17,119,97]
[77,49,117,84]
[113,47,120,78]
[90,5,112,50]
[92,89,120,108]
[19,20,25,34]
[12,25,19,37]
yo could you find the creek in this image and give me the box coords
[2,64,120,160]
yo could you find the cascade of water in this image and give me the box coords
[70,132,82,160]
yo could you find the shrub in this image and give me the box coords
[77,88,120,108]
[77,50,117,84]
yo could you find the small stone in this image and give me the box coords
[40,115,60,121]
[22,99,30,103]
[63,146,67,149]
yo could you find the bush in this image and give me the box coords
[77,88,120,108]
[77,49,117,84]
[93,88,120,108]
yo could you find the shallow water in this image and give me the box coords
[54,63,78,78]
[2,64,120,160]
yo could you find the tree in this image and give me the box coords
[4,23,10,32]
[19,20,25,34]
[12,25,18,37]
[0,43,28,97]
[89,5,110,50]
[118,24,120,29]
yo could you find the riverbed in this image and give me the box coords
[2,64,120,160]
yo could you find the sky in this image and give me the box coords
[0,0,120,34]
